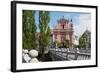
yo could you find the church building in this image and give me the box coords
[52,16,74,47]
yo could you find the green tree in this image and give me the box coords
[64,40,70,48]
[79,37,86,48]
[22,10,37,50]
[38,11,50,60]
[45,26,51,45]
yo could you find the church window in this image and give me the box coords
[62,25,64,29]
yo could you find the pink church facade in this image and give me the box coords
[52,16,74,47]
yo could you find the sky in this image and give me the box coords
[34,11,91,38]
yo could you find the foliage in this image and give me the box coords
[22,10,37,50]
[38,11,51,60]
[79,37,86,48]
[78,30,91,49]
[54,40,70,48]
[64,40,70,48]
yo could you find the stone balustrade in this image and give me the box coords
[49,48,91,61]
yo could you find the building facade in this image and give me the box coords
[52,16,74,47]
[79,30,91,49]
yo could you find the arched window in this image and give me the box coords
[62,25,64,29]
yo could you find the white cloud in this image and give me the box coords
[73,14,91,39]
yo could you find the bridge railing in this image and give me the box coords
[49,48,91,61]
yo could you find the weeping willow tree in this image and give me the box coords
[22,10,37,50]
[39,11,51,60]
